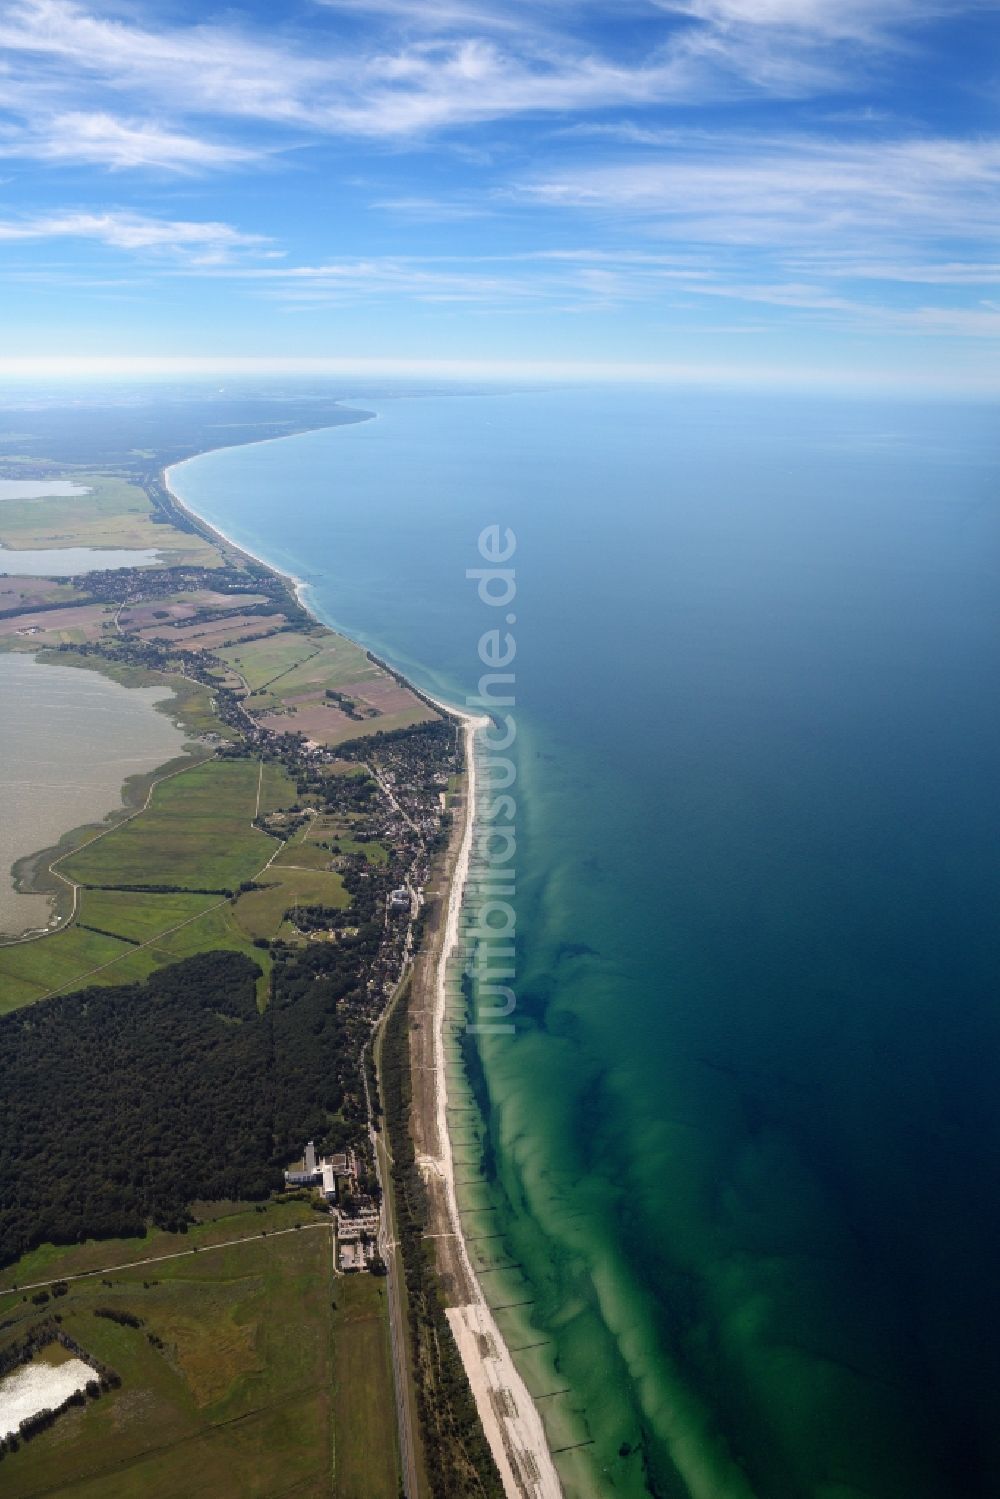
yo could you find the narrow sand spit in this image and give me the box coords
[428,707,563,1499]
[164,457,563,1493]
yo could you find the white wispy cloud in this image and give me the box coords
[0,210,271,263]
[0,0,972,148]
[0,112,259,172]
[0,0,996,358]
[520,135,1000,247]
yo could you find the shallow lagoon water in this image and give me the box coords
[172,386,1000,1498]
[0,480,92,501]
[0,545,163,575]
[0,652,187,936]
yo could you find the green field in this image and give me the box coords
[219,628,379,706]
[232,867,349,941]
[218,631,318,691]
[0,925,137,1010]
[258,759,298,814]
[260,635,377,698]
[0,1201,401,1499]
[333,834,389,866]
[0,894,271,1010]
[62,760,281,891]
[274,815,389,871]
[0,761,307,1010]
[0,472,218,566]
[150,900,272,1003]
[79,888,222,942]
[0,879,337,1012]
[271,838,334,871]
[0,1203,336,1499]
[332,1276,400,1498]
[0,1198,318,1292]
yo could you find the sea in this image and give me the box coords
[170,384,1000,1499]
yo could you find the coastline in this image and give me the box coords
[433,713,564,1499]
[166,442,563,1497]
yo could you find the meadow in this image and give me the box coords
[0,472,217,567]
[0,1202,336,1499]
[61,759,281,891]
[0,758,355,1009]
[0,1198,400,1499]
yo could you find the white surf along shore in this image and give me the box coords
[165,453,563,1495]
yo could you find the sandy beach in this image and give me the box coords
[427,707,564,1499]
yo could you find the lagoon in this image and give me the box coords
[0,480,92,501]
[0,545,163,575]
[0,652,187,938]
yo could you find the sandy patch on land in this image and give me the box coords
[0,1356,97,1440]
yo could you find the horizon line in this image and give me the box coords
[0,355,997,396]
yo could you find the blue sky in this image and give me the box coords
[1,0,999,387]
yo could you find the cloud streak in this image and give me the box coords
[0,0,997,368]
[0,112,259,172]
[0,0,975,147]
[520,135,1000,247]
[0,210,270,262]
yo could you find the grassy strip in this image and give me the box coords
[331,1275,400,1499]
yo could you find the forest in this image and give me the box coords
[0,919,380,1267]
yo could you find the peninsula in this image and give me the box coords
[0,392,551,1498]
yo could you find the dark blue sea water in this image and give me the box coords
[172,386,1000,1499]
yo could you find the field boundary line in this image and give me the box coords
[3,1219,329,1293]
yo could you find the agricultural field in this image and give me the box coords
[0,601,113,647]
[0,576,87,612]
[118,589,269,632]
[0,925,148,1011]
[218,629,322,692]
[78,887,223,942]
[0,905,236,1010]
[61,759,285,892]
[0,1202,336,1499]
[0,472,218,566]
[140,612,288,651]
[0,759,361,1011]
[218,626,436,747]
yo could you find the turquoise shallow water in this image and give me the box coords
[171,386,1000,1498]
